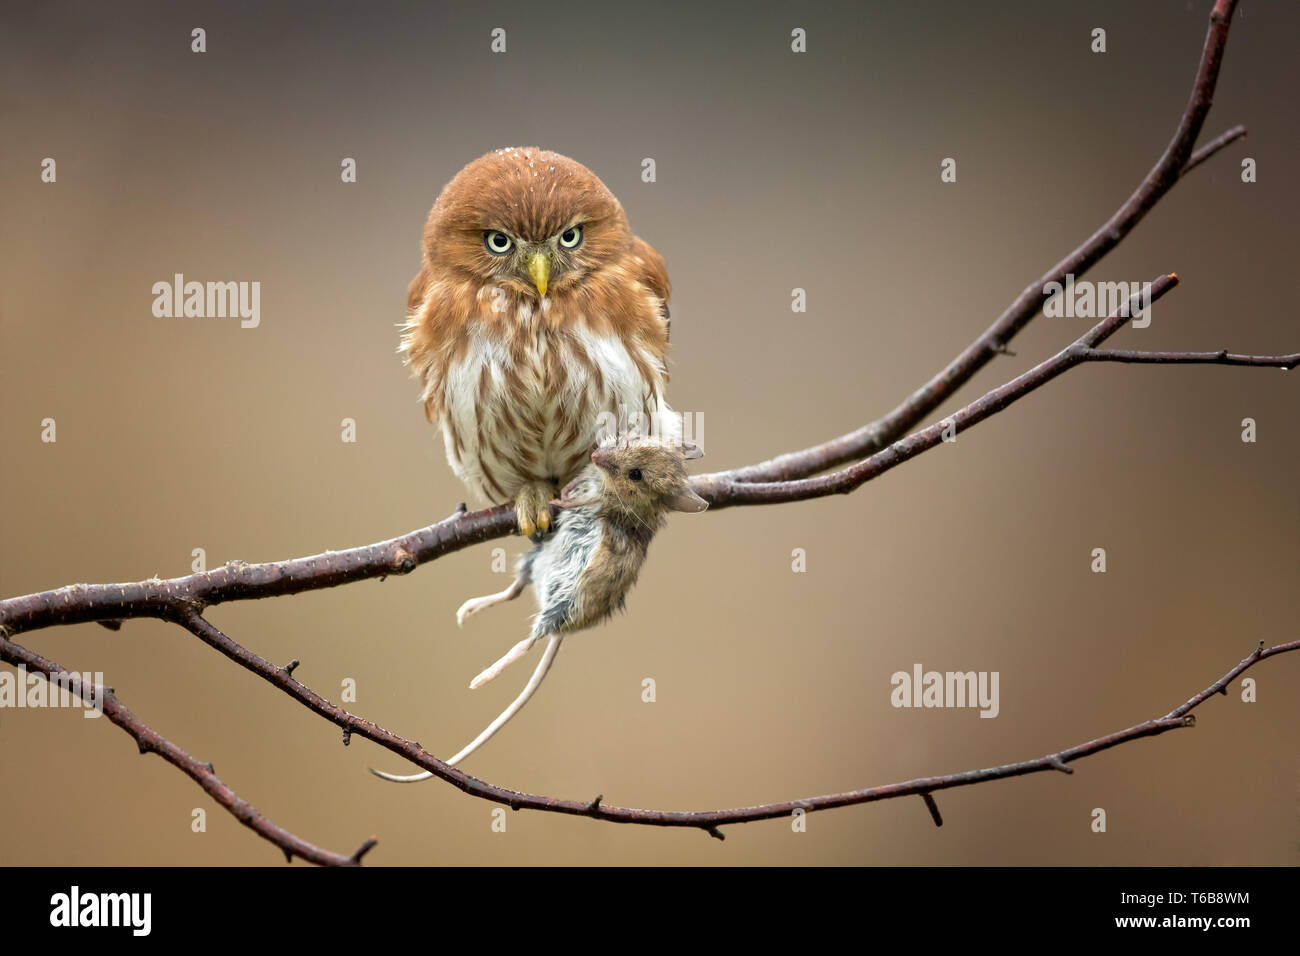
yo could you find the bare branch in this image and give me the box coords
[0,632,374,867]
[1083,348,1299,368]
[700,0,1244,487]
[1181,124,1247,176]
[0,505,517,633]
[112,619,1300,831]
[699,274,1180,507]
[13,616,1288,844]
[0,277,1284,625]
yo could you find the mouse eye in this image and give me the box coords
[484,231,513,255]
[627,467,642,481]
[558,225,583,250]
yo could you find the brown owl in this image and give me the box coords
[401,147,675,539]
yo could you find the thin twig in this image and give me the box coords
[1083,348,1299,368]
[697,0,1244,487]
[701,274,1182,507]
[1180,124,1247,176]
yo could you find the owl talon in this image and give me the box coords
[515,481,557,540]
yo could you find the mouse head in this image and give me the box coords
[571,436,708,516]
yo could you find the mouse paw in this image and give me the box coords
[456,596,490,628]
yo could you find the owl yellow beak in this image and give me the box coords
[527,251,550,297]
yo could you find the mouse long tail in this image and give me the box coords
[368,633,564,783]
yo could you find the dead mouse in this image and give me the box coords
[371,435,707,781]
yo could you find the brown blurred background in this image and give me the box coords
[1,0,1296,866]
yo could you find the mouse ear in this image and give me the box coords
[664,486,709,513]
[559,473,585,499]
[556,494,599,510]
[680,440,704,460]
[556,473,598,510]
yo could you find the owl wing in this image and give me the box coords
[406,263,430,312]
[629,236,671,342]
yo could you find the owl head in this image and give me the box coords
[419,147,632,300]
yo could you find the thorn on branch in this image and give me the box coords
[991,341,1017,357]
[350,837,378,864]
[920,792,943,827]
[342,728,352,746]
[283,849,293,864]
[586,794,603,815]
[204,762,215,773]
[704,825,726,842]
[1182,715,1197,728]
[283,659,300,676]
[1047,755,1074,774]
[96,620,123,631]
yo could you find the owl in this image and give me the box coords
[401,147,675,539]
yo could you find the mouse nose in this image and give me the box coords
[591,447,612,469]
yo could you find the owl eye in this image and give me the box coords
[484,231,513,255]
[627,467,642,481]
[558,225,583,250]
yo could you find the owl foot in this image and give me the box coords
[514,481,557,542]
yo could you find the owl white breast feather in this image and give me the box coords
[438,297,678,503]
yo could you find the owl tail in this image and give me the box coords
[368,634,564,783]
